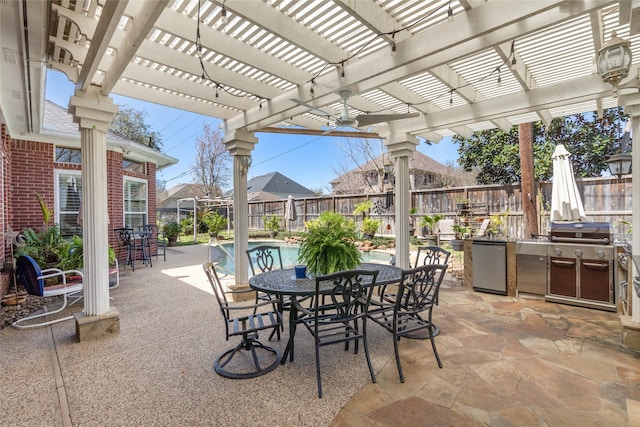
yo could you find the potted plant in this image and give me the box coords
[456,198,471,212]
[298,211,362,277]
[409,207,418,236]
[353,200,373,219]
[263,214,281,238]
[163,221,180,246]
[419,214,443,237]
[451,224,471,251]
[203,211,228,238]
[487,211,509,240]
[361,217,382,239]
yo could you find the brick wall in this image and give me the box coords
[1,129,159,263]
[9,139,55,232]
[1,125,10,265]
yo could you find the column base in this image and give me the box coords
[229,283,255,302]
[75,307,120,342]
[620,315,640,352]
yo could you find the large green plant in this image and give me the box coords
[203,211,227,235]
[57,236,117,271]
[263,215,281,232]
[15,225,66,267]
[298,211,362,276]
[419,214,443,235]
[361,217,381,236]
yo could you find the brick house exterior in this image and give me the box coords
[0,102,176,296]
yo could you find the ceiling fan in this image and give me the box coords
[290,89,420,129]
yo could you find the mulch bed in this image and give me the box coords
[0,295,56,330]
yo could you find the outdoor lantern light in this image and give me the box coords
[383,162,394,174]
[597,31,632,94]
[606,150,632,178]
[239,154,252,175]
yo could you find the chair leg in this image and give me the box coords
[362,327,377,385]
[315,338,323,398]
[393,331,405,383]
[214,335,281,379]
[12,293,74,329]
[428,316,443,369]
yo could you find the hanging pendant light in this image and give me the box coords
[597,31,632,95]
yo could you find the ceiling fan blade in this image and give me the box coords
[290,98,335,118]
[356,113,420,127]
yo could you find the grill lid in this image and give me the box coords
[549,222,612,244]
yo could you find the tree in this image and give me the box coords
[110,105,163,151]
[454,107,625,185]
[335,137,388,192]
[191,123,231,196]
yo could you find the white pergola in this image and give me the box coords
[2,0,640,338]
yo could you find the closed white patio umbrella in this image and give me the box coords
[284,195,297,233]
[550,144,586,222]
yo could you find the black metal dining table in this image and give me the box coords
[248,262,402,364]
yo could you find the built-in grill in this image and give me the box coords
[546,222,616,311]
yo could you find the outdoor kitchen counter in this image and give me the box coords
[463,239,517,297]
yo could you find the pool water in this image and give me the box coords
[214,241,393,275]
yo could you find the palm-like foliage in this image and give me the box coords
[298,211,362,276]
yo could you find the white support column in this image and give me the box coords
[385,133,419,269]
[69,86,119,340]
[224,129,257,289]
[619,92,640,350]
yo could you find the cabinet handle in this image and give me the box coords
[582,261,607,269]
[551,259,574,266]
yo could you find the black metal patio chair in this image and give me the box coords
[367,264,448,383]
[293,269,379,398]
[203,262,282,379]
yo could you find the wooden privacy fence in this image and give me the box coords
[248,176,632,240]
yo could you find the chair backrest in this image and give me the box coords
[414,246,451,268]
[139,224,157,237]
[437,219,456,241]
[396,264,448,314]
[475,219,491,237]
[114,228,133,246]
[16,255,44,297]
[246,245,284,276]
[314,269,378,320]
[203,262,230,317]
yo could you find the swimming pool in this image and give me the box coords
[213,241,393,275]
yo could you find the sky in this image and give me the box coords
[44,70,459,193]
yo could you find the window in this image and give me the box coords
[55,147,81,164]
[123,177,147,229]
[123,158,145,174]
[55,170,82,237]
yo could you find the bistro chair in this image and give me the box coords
[114,227,146,271]
[367,264,448,383]
[139,224,166,262]
[293,269,379,398]
[12,255,84,329]
[203,262,282,379]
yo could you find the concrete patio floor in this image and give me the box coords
[1,243,639,426]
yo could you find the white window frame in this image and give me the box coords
[54,169,83,237]
[123,176,148,229]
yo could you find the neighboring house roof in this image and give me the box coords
[330,151,448,191]
[246,172,315,201]
[41,100,178,169]
[157,184,207,206]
